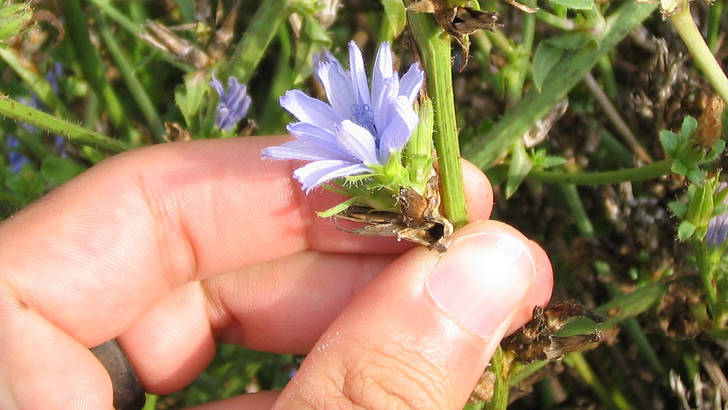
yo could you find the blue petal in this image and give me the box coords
[348,41,372,108]
[373,76,399,134]
[210,76,224,97]
[294,160,371,192]
[336,120,379,165]
[280,90,342,131]
[316,55,356,119]
[378,96,419,161]
[372,42,394,107]
[399,62,424,103]
[262,140,350,162]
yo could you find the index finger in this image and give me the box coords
[0,136,493,346]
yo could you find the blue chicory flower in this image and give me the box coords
[210,76,251,132]
[706,183,728,247]
[262,41,424,192]
[6,136,30,173]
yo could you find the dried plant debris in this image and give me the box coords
[407,0,500,65]
[502,301,605,363]
[335,176,453,252]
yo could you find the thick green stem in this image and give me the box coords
[0,96,130,153]
[529,158,672,185]
[408,10,468,227]
[223,0,292,83]
[98,15,165,142]
[62,0,130,139]
[507,0,537,105]
[671,1,728,105]
[484,347,510,410]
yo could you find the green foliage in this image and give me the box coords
[0,3,33,43]
[380,0,407,42]
[660,116,726,184]
[548,0,596,10]
[532,33,597,92]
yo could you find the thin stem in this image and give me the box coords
[507,0,537,105]
[534,9,576,30]
[223,0,292,83]
[597,55,619,98]
[671,1,728,105]
[0,48,70,118]
[98,14,165,142]
[529,159,672,185]
[0,96,131,153]
[62,0,130,139]
[707,0,723,53]
[583,72,652,163]
[564,352,633,410]
[408,8,469,227]
[558,184,595,236]
[486,30,516,59]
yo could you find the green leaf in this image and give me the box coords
[548,0,596,10]
[532,43,563,92]
[505,142,533,198]
[175,71,209,130]
[5,165,44,198]
[686,167,705,184]
[541,155,568,168]
[40,156,86,186]
[659,130,680,156]
[671,159,690,176]
[677,221,697,241]
[669,201,688,219]
[705,139,726,162]
[547,32,598,49]
[380,0,407,41]
[680,115,698,138]
[0,4,33,43]
[317,197,358,218]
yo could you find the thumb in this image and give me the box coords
[274,220,553,409]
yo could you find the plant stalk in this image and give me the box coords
[407,9,469,227]
[671,1,728,105]
[529,159,672,185]
[0,96,130,153]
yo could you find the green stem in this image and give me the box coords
[707,0,723,53]
[408,9,468,227]
[535,9,576,30]
[507,0,537,105]
[529,158,672,185]
[597,55,619,98]
[0,48,70,118]
[564,352,633,410]
[62,0,130,140]
[558,184,595,236]
[0,96,131,153]
[671,1,728,105]
[97,14,165,142]
[486,30,516,59]
[484,347,509,410]
[223,0,292,83]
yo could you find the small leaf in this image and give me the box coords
[532,43,563,92]
[549,0,596,10]
[659,130,680,155]
[705,139,726,162]
[680,116,698,138]
[175,71,209,129]
[380,0,407,41]
[686,167,705,184]
[317,197,358,218]
[677,221,696,241]
[541,156,567,168]
[671,159,690,176]
[40,156,85,186]
[505,142,533,198]
[668,201,688,219]
[547,32,597,49]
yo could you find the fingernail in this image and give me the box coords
[426,232,535,340]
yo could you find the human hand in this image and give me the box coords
[0,136,552,409]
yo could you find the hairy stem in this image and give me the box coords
[408,10,468,227]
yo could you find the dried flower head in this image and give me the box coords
[210,76,251,132]
[262,41,424,192]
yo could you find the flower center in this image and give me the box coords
[351,103,376,136]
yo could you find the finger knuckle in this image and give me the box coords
[337,341,453,409]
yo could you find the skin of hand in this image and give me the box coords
[0,136,553,409]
